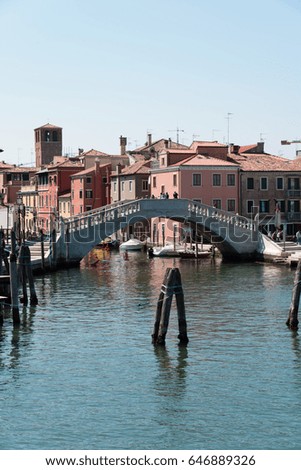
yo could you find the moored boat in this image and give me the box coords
[119,238,144,251]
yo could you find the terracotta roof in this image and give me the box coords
[112,161,151,176]
[132,138,188,153]
[238,144,258,153]
[230,152,301,171]
[34,123,62,130]
[71,163,110,178]
[48,160,84,170]
[7,167,37,173]
[171,155,239,167]
[0,162,17,169]
[189,140,228,151]
[80,149,109,157]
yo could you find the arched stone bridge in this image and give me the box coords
[54,198,280,263]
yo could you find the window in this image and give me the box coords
[142,180,148,191]
[79,190,83,199]
[113,182,117,192]
[86,177,92,184]
[260,177,268,190]
[247,200,254,214]
[121,182,124,191]
[129,181,132,192]
[45,131,51,142]
[86,205,92,211]
[213,174,221,186]
[288,178,300,190]
[173,174,177,186]
[153,177,157,188]
[193,174,201,186]
[86,190,93,199]
[288,200,300,212]
[259,200,270,213]
[276,177,283,190]
[161,157,165,166]
[247,178,254,190]
[52,131,58,142]
[212,199,221,209]
[227,174,235,186]
[227,199,236,212]
[102,177,107,184]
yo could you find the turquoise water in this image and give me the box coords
[0,251,300,450]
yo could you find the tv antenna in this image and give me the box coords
[168,127,184,144]
[212,129,221,140]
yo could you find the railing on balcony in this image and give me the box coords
[287,212,301,221]
[286,189,301,197]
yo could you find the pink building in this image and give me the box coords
[150,154,240,245]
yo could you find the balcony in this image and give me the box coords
[287,212,301,221]
[286,190,301,198]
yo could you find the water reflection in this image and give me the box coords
[0,305,36,373]
[153,345,188,399]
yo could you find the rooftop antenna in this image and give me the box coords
[259,132,267,142]
[168,126,184,144]
[212,129,221,140]
[225,112,233,154]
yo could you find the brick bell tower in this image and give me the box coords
[34,123,63,167]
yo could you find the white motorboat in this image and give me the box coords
[148,244,182,257]
[119,238,144,251]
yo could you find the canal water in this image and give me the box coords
[0,249,300,450]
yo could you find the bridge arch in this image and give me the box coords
[55,198,268,263]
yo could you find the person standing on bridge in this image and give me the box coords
[296,230,301,245]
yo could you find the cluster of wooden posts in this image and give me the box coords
[153,261,301,345]
[152,267,189,345]
[0,230,38,327]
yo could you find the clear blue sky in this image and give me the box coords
[1,0,301,164]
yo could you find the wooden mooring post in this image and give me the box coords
[9,230,20,326]
[40,229,45,271]
[287,259,301,330]
[17,244,38,306]
[152,267,189,346]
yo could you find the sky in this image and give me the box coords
[1,0,301,164]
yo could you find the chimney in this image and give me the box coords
[164,139,169,148]
[120,135,127,155]
[232,145,240,154]
[148,133,152,146]
[116,163,122,174]
[95,157,100,172]
[257,141,264,153]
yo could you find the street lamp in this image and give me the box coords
[16,196,25,245]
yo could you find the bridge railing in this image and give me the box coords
[187,201,257,232]
[58,198,257,236]
[61,199,142,233]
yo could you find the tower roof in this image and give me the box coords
[34,123,62,131]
